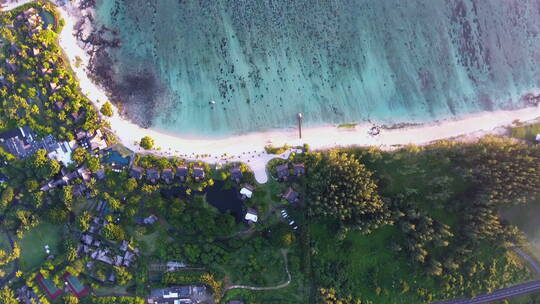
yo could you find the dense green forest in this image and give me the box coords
[306,137,539,303]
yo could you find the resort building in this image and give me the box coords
[162,168,174,183]
[176,164,188,181]
[130,166,144,180]
[76,129,108,151]
[240,184,255,199]
[292,163,306,176]
[0,126,37,158]
[192,166,205,181]
[90,130,108,151]
[245,209,258,223]
[136,214,158,225]
[16,8,42,29]
[0,126,75,165]
[147,168,160,183]
[54,101,65,111]
[77,167,92,182]
[275,164,290,180]
[149,285,207,304]
[282,187,300,203]
[16,286,41,304]
[229,166,243,183]
[47,140,74,166]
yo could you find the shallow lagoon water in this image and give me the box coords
[95,0,540,136]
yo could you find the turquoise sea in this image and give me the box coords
[94,0,540,137]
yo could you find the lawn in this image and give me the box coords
[19,221,65,272]
[93,285,129,296]
[511,122,540,142]
[0,233,12,253]
[249,178,287,217]
[127,226,165,257]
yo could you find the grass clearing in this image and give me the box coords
[0,233,11,253]
[93,285,129,296]
[19,221,65,272]
[511,122,540,142]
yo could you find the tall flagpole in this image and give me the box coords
[297,112,303,139]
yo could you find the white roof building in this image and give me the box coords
[244,209,258,223]
[536,134,540,142]
[240,187,253,198]
[48,141,73,166]
[90,130,108,150]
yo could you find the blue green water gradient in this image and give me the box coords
[95,0,540,136]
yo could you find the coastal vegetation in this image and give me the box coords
[0,1,101,140]
[264,144,292,155]
[337,123,357,129]
[139,136,154,150]
[99,101,113,117]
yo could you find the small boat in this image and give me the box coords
[209,100,216,105]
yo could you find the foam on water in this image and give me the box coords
[94,0,540,136]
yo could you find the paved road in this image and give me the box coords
[514,248,540,275]
[433,248,540,304]
[434,280,540,304]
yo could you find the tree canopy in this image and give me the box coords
[305,151,391,234]
[140,136,155,150]
[100,101,113,117]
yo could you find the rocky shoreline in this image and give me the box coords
[64,0,163,129]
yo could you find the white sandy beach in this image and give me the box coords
[5,0,540,183]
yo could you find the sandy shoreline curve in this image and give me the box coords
[4,0,540,184]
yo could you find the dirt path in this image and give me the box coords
[225,249,291,291]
